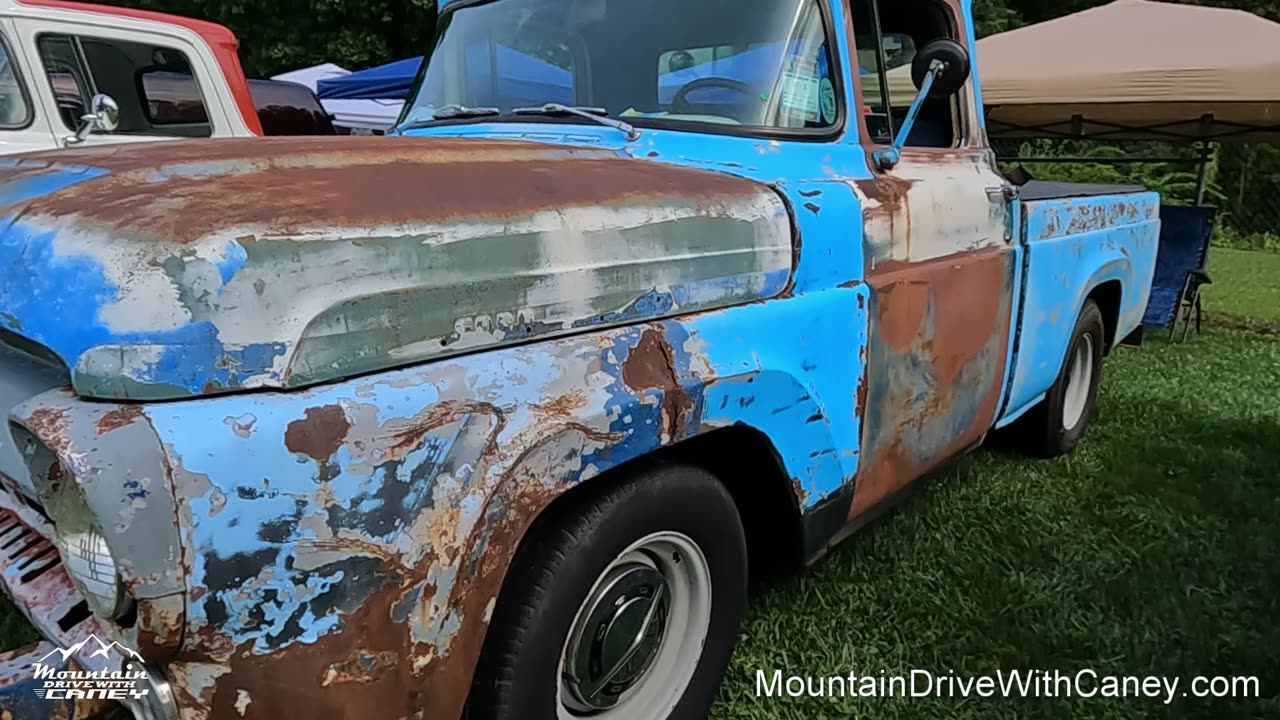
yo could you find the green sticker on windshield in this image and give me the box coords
[819,78,836,125]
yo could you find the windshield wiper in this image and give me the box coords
[512,104,640,141]
[397,104,502,131]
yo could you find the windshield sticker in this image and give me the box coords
[780,57,820,123]
[819,78,836,124]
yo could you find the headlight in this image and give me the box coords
[57,523,129,618]
[46,470,132,619]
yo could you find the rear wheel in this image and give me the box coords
[1011,299,1106,458]
[467,464,748,720]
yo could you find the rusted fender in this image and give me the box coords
[0,137,792,402]
[10,284,870,719]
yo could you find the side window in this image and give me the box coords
[0,36,32,128]
[140,70,210,125]
[37,35,92,131]
[851,0,966,148]
[37,34,211,137]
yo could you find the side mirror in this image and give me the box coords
[911,38,970,98]
[68,93,119,144]
[872,38,971,171]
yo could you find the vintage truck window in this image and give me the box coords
[402,0,842,133]
[852,0,967,148]
[37,33,213,138]
[0,35,29,128]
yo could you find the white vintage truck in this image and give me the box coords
[0,0,331,156]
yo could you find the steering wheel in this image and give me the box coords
[671,77,759,114]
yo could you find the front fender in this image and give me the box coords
[77,285,867,719]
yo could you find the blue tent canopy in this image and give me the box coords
[316,56,424,100]
[315,47,573,104]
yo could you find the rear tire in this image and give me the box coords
[466,463,748,720]
[1011,299,1106,458]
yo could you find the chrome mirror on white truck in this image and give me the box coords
[66,93,120,146]
[873,38,971,171]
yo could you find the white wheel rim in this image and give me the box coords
[557,531,713,720]
[1062,333,1095,431]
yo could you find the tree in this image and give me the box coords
[106,0,438,77]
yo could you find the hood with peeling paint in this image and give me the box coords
[0,136,793,401]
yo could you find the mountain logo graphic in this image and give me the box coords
[36,634,144,665]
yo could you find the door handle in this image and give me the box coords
[986,184,1019,202]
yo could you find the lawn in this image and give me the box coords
[711,251,1280,719]
[1204,247,1280,327]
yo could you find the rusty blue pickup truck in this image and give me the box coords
[0,0,1160,719]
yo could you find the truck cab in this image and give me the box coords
[0,0,267,156]
[0,0,1158,719]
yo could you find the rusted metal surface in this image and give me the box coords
[4,285,868,719]
[1031,194,1160,243]
[0,136,793,402]
[853,247,1016,514]
[847,152,1017,514]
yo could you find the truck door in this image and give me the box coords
[846,0,1020,517]
[11,18,225,148]
[0,19,59,156]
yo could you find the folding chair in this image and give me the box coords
[1141,205,1216,342]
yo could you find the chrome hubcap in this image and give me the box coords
[557,532,713,720]
[563,563,670,711]
[1062,333,1095,430]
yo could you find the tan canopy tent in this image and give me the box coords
[976,0,1280,142]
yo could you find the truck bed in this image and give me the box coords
[998,189,1162,427]
[1018,180,1147,201]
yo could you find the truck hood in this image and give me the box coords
[0,136,793,401]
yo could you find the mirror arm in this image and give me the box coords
[71,113,99,144]
[872,58,946,171]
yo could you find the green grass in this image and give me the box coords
[1,253,1276,719]
[1204,247,1280,327]
[712,252,1280,719]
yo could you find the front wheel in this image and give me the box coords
[1011,299,1106,458]
[466,464,748,720]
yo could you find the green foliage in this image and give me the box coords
[1000,139,1227,207]
[1213,225,1280,253]
[105,0,438,78]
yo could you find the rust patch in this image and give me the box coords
[531,389,589,418]
[620,328,693,440]
[284,405,351,463]
[321,649,400,687]
[851,247,1014,517]
[94,405,144,435]
[11,136,776,245]
[854,175,915,219]
[24,407,69,454]
[382,401,506,463]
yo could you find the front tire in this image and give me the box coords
[1012,299,1106,458]
[467,463,748,720]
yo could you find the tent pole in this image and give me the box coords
[1194,143,1213,206]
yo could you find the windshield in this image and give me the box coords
[401,0,840,133]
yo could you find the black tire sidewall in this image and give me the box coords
[480,465,748,720]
